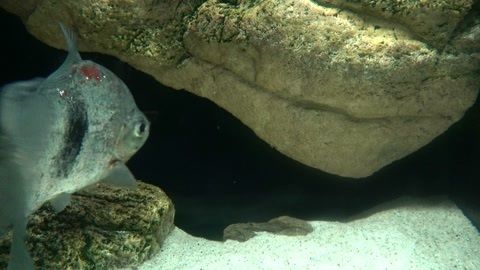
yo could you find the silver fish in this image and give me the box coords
[0,24,150,269]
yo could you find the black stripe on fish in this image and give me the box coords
[53,101,88,178]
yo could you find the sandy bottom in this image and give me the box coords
[138,197,480,270]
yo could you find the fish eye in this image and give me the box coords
[133,120,148,137]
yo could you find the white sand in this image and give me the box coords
[138,197,480,270]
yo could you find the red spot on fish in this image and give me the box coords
[79,65,102,81]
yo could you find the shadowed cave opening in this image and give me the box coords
[1,9,479,241]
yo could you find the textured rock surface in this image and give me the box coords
[316,0,475,48]
[139,197,480,270]
[223,216,313,242]
[1,0,479,177]
[0,182,175,270]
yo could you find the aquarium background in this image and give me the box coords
[1,9,479,240]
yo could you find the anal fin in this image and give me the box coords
[50,193,71,213]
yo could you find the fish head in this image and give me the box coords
[64,60,150,166]
[52,24,151,168]
[113,109,150,163]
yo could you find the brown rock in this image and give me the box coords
[223,216,314,242]
[0,182,175,270]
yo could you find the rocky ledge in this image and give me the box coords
[1,0,479,177]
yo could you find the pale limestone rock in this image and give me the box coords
[313,0,475,48]
[1,0,478,177]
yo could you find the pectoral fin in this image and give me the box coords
[50,193,71,213]
[101,163,137,189]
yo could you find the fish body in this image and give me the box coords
[0,24,150,269]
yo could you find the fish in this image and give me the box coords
[0,24,150,270]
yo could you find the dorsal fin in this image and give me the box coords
[59,23,82,64]
[40,23,83,89]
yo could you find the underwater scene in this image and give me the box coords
[0,0,479,269]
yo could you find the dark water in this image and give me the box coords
[1,9,479,241]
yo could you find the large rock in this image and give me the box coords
[0,182,175,270]
[1,0,479,177]
[315,0,476,48]
[139,197,480,269]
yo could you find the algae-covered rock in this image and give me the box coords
[1,0,479,177]
[0,182,175,270]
